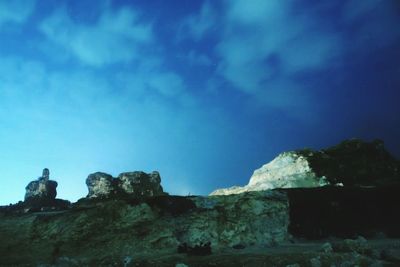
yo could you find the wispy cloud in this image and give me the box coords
[178,0,400,120]
[0,0,36,27]
[178,1,217,41]
[217,0,342,96]
[39,6,153,67]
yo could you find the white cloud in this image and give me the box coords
[0,0,36,27]
[215,1,342,103]
[39,6,153,67]
[179,1,216,41]
[226,0,286,25]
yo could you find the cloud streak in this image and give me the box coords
[0,0,36,27]
[40,6,153,67]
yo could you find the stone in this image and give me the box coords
[211,151,330,195]
[24,168,58,201]
[334,236,371,254]
[381,249,400,262]
[118,171,164,197]
[86,172,114,198]
[321,242,333,253]
[310,257,321,267]
[211,139,400,195]
[86,171,165,198]
[41,168,50,181]
[177,242,212,256]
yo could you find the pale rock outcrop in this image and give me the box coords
[86,171,165,198]
[211,152,329,196]
[25,168,58,201]
[211,139,400,195]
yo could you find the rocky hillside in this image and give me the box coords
[0,191,289,266]
[211,139,400,195]
[1,139,400,266]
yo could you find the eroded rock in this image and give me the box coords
[86,172,114,198]
[25,168,58,201]
[118,171,164,197]
[211,139,400,195]
[86,171,165,198]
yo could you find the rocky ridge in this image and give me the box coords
[1,138,400,266]
[211,139,400,195]
[0,191,289,266]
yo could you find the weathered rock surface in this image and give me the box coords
[25,168,58,201]
[211,139,400,195]
[0,191,289,266]
[86,172,115,198]
[118,171,164,197]
[86,171,165,198]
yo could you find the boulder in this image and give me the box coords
[24,168,58,201]
[86,171,165,198]
[86,172,115,198]
[211,139,400,195]
[118,171,164,197]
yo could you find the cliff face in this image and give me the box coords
[0,191,289,266]
[211,139,400,195]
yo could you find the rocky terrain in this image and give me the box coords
[211,139,400,195]
[1,139,400,266]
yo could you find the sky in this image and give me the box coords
[0,0,400,205]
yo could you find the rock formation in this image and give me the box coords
[1,139,400,266]
[86,170,165,198]
[211,139,400,195]
[118,171,164,196]
[0,190,290,265]
[86,172,115,198]
[25,168,58,201]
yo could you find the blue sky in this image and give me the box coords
[1,0,399,204]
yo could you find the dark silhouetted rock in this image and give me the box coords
[300,139,400,187]
[25,168,58,201]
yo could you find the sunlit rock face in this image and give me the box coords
[211,139,400,195]
[25,168,58,201]
[86,171,165,198]
[211,152,329,196]
[248,152,329,189]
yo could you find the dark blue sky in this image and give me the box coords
[0,0,399,204]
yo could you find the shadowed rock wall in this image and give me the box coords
[285,185,400,239]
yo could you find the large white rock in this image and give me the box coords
[211,151,330,196]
